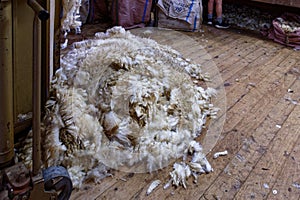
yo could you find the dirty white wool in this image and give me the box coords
[61,0,82,32]
[61,0,82,48]
[31,27,218,188]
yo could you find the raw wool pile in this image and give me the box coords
[222,3,273,32]
[41,26,218,188]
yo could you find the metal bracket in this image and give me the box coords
[43,166,73,200]
[3,162,33,199]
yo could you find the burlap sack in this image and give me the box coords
[111,0,153,29]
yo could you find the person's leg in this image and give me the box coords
[215,0,223,24]
[214,0,229,28]
[207,0,214,25]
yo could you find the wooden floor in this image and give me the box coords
[70,25,300,200]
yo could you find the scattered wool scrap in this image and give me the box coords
[146,180,161,195]
[292,182,300,190]
[163,180,172,190]
[167,142,213,189]
[213,150,228,159]
[169,162,191,189]
[275,125,282,129]
[284,96,299,105]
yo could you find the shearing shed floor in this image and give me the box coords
[69,25,300,200]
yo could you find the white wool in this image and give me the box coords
[169,162,191,189]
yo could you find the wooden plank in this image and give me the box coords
[197,39,281,108]
[269,132,300,199]
[216,40,266,79]
[96,168,174,199]
[70,170,127,199]
[189,31,264,80]
[210,42,282,102]
[186,26,237,48]
[234,96,300,199]
[223,44,280,87]
[221,51,297,139]
[199,34,255,65]
[201,30,244,53]
[202,72,299,199]
[222,49,295,132]
[199,37,270,84]
[183,31,244,66]
[171,32,262,155]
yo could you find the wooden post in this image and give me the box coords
[0,0,15,167]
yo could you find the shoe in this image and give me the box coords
[215,21,230,29]
[207,19,213,25]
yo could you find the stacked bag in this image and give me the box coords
[79,0,203,31]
